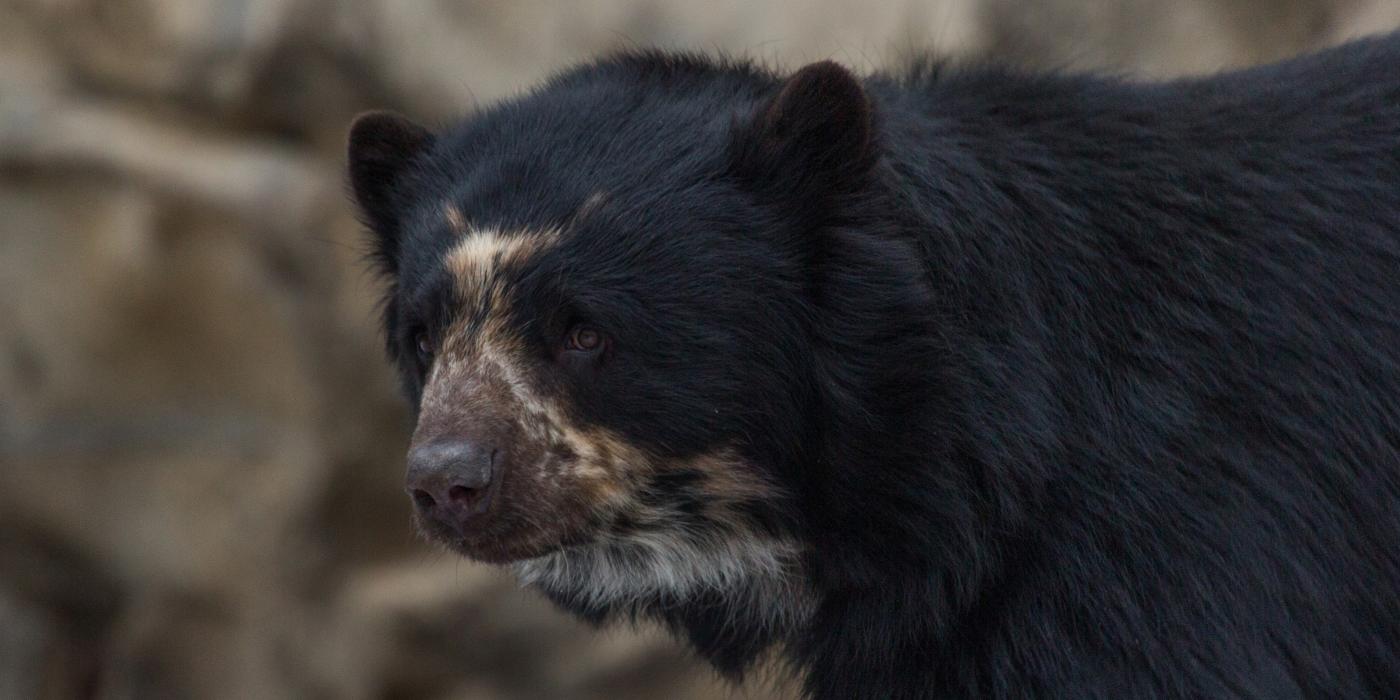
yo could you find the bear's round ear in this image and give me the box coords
[347,110,433,272]
[728,61,876,209]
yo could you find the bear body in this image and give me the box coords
[349,34,1400,698]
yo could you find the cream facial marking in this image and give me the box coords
[513,448,812,634]
[430,226,630,486]
[443,228,556,298]
[435,226,559,407]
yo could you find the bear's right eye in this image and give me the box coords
[415,333,433,363]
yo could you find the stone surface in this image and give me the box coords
[2,1,1397,697]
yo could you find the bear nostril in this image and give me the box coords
[404,439,497,520]
[412,489,437,510]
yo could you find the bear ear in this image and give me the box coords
[347,110,433,273]
[728,61,876,207]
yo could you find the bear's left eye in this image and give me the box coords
[564,325,606,354]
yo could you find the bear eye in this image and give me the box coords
[414,332,433,362]
[564,325,605,354]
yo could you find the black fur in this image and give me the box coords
[353,36,1400,698]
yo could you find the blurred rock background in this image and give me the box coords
[1,1,1398,698]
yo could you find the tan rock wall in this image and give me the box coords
[3,2,1397,697]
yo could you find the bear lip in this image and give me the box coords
[445,526,591,565]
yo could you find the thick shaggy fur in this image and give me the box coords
[351,34,1400,698]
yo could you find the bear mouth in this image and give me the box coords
[410,463,603,565]
[414,509,585,564]
[435,531,577,565]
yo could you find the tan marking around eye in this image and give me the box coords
[432,225,579,455]
[444,228,558,303]
[433,225,775,512]
[433,223,704,517]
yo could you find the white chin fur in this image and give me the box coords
[512,530,813,632]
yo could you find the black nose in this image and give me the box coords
[405,440,496,533]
